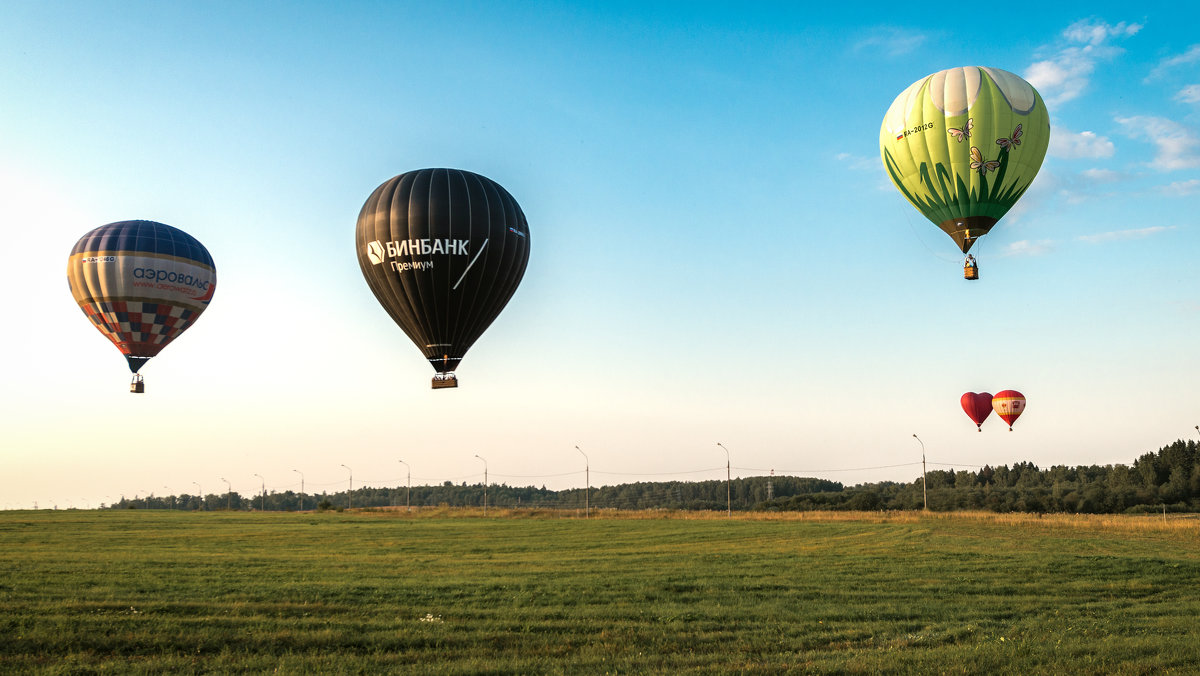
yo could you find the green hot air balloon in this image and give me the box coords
[880,66,1050,279]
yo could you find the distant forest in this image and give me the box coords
[111,439,1200,514]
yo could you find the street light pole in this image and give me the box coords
[716,442,731,517]
[192,482,202,511]
[293,470,304,511]
[254,474,265,511]
[398,460,411,512]
[912,434,928,511]
[340,464,352,509]
[575,445,589,518]
[475,454,487,515]
[220,477,231,510]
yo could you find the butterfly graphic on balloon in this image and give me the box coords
[996,124,1023,151]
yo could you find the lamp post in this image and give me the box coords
[575,445,590,518]
[340,464,352,509]
[220,477,231,510]
[475,454,488,515]
[293,469,304,511]
[912,434,928,511]
[254,474,265,511]
[716,442,731,516]
[192,481,202,511]
[398,460,411,513]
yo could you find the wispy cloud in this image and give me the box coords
[1061,20,1142,45]
[1176,85,1200,104]
[1077,226,1176,244]
[1156,179,1200,196]
[1079,168,1123,183]
[1025,19,1141,106]
[835,152,877,172]
[1147,44,1200,81]
[1116,116,1200,170]
[1049,128,1115,159]
[1000,240,1055,257]
[852,27,927,56]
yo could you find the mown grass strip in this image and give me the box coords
[1,509,1196,674]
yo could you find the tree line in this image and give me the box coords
[109,438,1200,514]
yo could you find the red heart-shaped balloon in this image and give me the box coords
[960,392,993,431]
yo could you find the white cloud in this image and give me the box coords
[1000,240,1055,257]
[1049,128,1115,159]
[1076,226,1175,244]
[1062,19,1142,45]
[1176,85,1200,104]
[836,152,878,172]
[1116,116,1200,170]
[1079,168,1122,183]
[1026,19,1141,106]
[1026,52,1094,105]
[852,27,926,56]
[1156,179,1200,196]
[1147,44,1200,81]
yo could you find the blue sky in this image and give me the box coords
[2,2,1197,508]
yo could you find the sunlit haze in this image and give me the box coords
[2,3,1197,509]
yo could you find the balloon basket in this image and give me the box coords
[130,374,145,394]
[963,264,979,280]
[432,373,458,389]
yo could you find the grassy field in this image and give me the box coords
[1,508,1198,674]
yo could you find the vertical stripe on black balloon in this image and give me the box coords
[451,171,490,356]
[459,177,527,356]
[455,173,503,356]
[392,172,430,348]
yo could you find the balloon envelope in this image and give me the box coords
[67,220,217,374]
[960,392,993,430]
[355,168,531,377]
[992,390,1026,430]
[880,66,1050,253]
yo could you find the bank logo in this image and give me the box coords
[366,240,385,265]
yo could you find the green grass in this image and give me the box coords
[1,509,1198,674]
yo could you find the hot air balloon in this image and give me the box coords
[880,66,1050,279]
[960,392,993,431]
[992,390,1026,430]
[355,168,531,389]
[67,220,217,393]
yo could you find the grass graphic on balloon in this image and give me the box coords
[882,122,1033,227]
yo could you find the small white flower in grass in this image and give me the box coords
[419,613,443,623]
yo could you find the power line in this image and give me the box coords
[735,462,922,474]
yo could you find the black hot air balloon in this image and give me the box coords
[355,169,531,388]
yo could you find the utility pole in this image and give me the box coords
[575,445,590,518]
[340,464,352,509]
[254,474,265,511]
[192,482,202,511]
[220,477,231,510]
[912,434,928,511]
[293,470,304,511]
[398,460,411,513]
[716,442,731,517]
[475,455,488,515]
